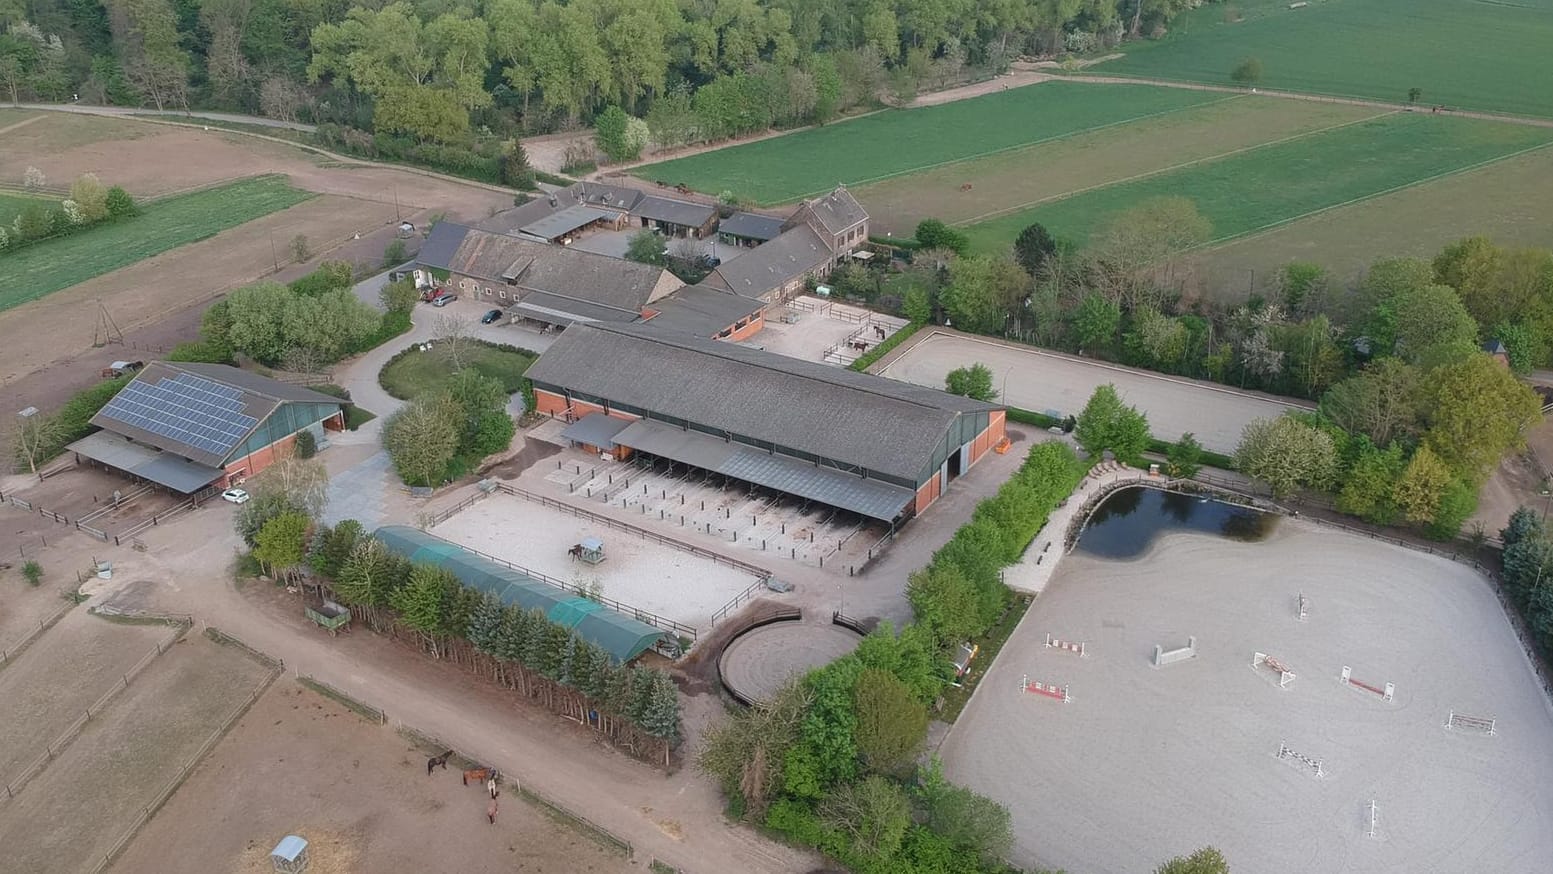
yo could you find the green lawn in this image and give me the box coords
[379,340,536,400]
[1091,0,1553,118]
[0,175,313,311]
[0,190,51,228]
[962,113,1553,253]
[633,81,1227,204]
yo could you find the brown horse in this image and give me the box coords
[487,796,499,824]
[426,749,453,776]
[568,544,585,561]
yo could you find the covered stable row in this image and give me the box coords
[535,322,1007,531]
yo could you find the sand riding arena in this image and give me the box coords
[940,521,1553,874]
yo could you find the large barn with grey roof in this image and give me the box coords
[526,323,1006,522]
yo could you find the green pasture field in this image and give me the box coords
[632,81,1226,204]
[1192,144,1553,300]
[0,175,313,311]
[960,113,1553,254]
[1091,0,1553,118]
[856,96,1383,236]
[0,190,52,227]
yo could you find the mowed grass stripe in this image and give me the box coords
[633,81,1228,204]
[961,114,1553,253]
[1193,145,1553,296]
[855,98,1384,235]
[1094,0,1553,119]
[0,174,313,310]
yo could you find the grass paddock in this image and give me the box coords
[1091,0,1553,118]
[0,175,313,310]
[633,81,1223,204]
[378,340,536,401]
[960,113,1553,252]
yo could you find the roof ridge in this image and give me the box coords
[593,323,976,414]
[162,360,287,403]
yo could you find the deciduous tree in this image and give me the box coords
[915,756,1013,865]
[1393,444,1452,524]
[626,228,665,265]
[1074,383,1150,463]
[914,218,969,255]
[817,775,912,863]
[1166,432,1204,478]
[852,667,928,773]
[1318,358,1425,448]
[1234,416,1337,498]
[944,363,996,401]
[1424,353,1542,480]
[383,394,460,487]
[253,510,310,578]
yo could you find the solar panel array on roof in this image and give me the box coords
[97,372,259,460]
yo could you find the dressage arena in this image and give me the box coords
[939,522,1553,874]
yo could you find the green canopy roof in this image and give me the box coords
[373,526,665,663]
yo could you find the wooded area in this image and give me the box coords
[0,0,1197,146]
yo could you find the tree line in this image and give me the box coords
[857,207,1548,539]
[0,167,137,253]
[236,457,682,767]
[2,0,1199,172]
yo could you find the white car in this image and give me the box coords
[221,488,250,504]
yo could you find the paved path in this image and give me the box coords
[5,101,316,131]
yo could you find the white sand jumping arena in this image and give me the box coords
[940,522,1553,874]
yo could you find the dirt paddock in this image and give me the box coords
[107,680,635,874]
[942,523,1553,874]
[0,631,275,874]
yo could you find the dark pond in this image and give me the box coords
[1074,486,1276,559]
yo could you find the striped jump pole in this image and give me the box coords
[1043,633,1086,657]
[1020,674,1070,703]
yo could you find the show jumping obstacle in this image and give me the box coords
[1151,636,1197,667]
[1252,652,1296,688]
[1339,665,1395,701]
[1366,799,1379,839]
[1021,674,1070,703]
[1276,742,1324,777]
[1044,633,1086,657]
[1297,593,1310,622]
[1445,711,1497,735]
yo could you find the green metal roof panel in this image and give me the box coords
[372,526,664,662]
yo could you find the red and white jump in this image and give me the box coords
[1044,633,1086,657]
[1252,651,1296,689]
[1340,665,1395,702]
[1021,674,1070,703]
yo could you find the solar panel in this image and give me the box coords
[97,372,261,461]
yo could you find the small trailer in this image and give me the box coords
[304,599,351,636]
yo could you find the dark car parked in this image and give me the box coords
[481,309,504,324]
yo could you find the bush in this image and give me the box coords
[850,323,924,372]
[295,429,317,459]
[22,560,43,586]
